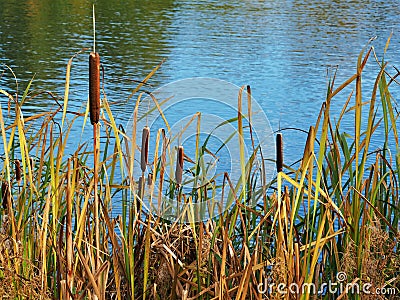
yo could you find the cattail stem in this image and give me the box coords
[93,123,100,271]
[66,158,73,299]
[137,175,145,217]
[276,133,283,173]
[158,130,167,212]
[138,176,145,200]
[92,5,96,53]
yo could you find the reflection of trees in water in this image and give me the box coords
[0,0,177,100]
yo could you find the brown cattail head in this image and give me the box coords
[246,85,251,96]
[141,126,150,172]
[15,160,21,184]
[30,157,35,171]
[89,52,101,125]
[276,133,283,173]
[147,173,153,185]
[161,129,167,167]
[1,181,11,210]
[175,146,184,185]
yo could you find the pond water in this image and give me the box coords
[1,0,400,165]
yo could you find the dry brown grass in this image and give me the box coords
[0,217,52,299]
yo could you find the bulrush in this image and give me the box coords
[1,181,11,210]
[246,85,251,97]
[89,52,100,125]
[89,51,101,279]
[276,133,283,173]
[141,126,150,173]
[15,160,21,185]
[175,146,184,185]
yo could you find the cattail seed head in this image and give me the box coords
[147,173,153,185]
[15,160,21,184]
[246,85,251,95]
[276,133,283,173]
[89,52,101,125]
[1,181,11,210]
[30,157,34,171]
[175,146,184,185]
[141,126,150,172]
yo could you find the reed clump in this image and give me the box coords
[0,43,398,300]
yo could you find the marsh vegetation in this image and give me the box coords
[0,42,399,299]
